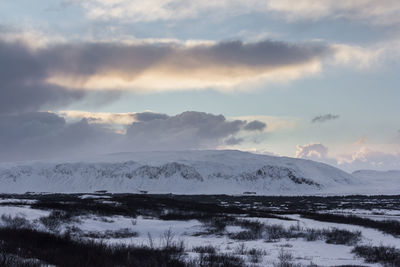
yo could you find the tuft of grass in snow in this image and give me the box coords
[301,212,400,237]
[352,245,400,266]
[190,253,245,267]
[273,248,302,267]
[192,245,216,254]
[0,250,43,267]
[0,215,33,229]
[0,227,187,267]
[324,228,361,245]
[81,228,138,239]
[226,218,361,245]
[247,248,266,263]
[39,210,77,231]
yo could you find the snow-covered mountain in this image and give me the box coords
[352,170,400,195]
[0,150,364,195]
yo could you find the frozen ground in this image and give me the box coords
[71,215,383,266]
[320,208,400,222]
[0,194,399,266]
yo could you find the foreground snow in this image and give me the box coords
[1,193,400,266]
[1,206,394,266]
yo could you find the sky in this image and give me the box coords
[0,0,400,172]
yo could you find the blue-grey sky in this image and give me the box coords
[1,0,399,171]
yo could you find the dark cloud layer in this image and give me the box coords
[126,111,251,150]
[0,112,114,161]
[0,41,85,114]
[40,40,329,77]
[243,120,267,131]
[134,112,169,122]
[224,136,244,145]
[0,38,330,114]
[311,114,340,123]
[0,111,264,161]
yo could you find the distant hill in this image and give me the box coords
[352,170,400,195]
[0,150,390,195]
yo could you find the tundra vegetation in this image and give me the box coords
[0,193,399,266]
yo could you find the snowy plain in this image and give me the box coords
[1,193,399,266]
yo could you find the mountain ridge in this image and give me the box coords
[0,150,396,195]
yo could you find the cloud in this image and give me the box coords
[42,40,328,92]
[0,36,331,104]
[296,143,328,159]
[294,142,356,171]
[331,44,383,69]
[2,111,399,171]
[0,25,64,50]
[0,111,264,161]
[2,30,392,108]
[81,0,400,25]
[81,0,267,22]
[134,112,169,122]
[0,35,329,114]
[232,115,298,133]
[338,147,400,171]
[0,40,86,114]
[328,39,400,70]
[58,110,171,125]
[243,120,267,131]
[0,112,115,161]
[58,110,136,126]
[311,114,340,123]
[224,136,244,145]
[295,142,400,172]
[266,0,400,25]
[125,111,252,150]
[355,136,367,145]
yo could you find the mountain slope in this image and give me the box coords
[0,150,360,195]
[352,170,400,195]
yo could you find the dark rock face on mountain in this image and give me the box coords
[134,162,203,181]
[239,165,321,187]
